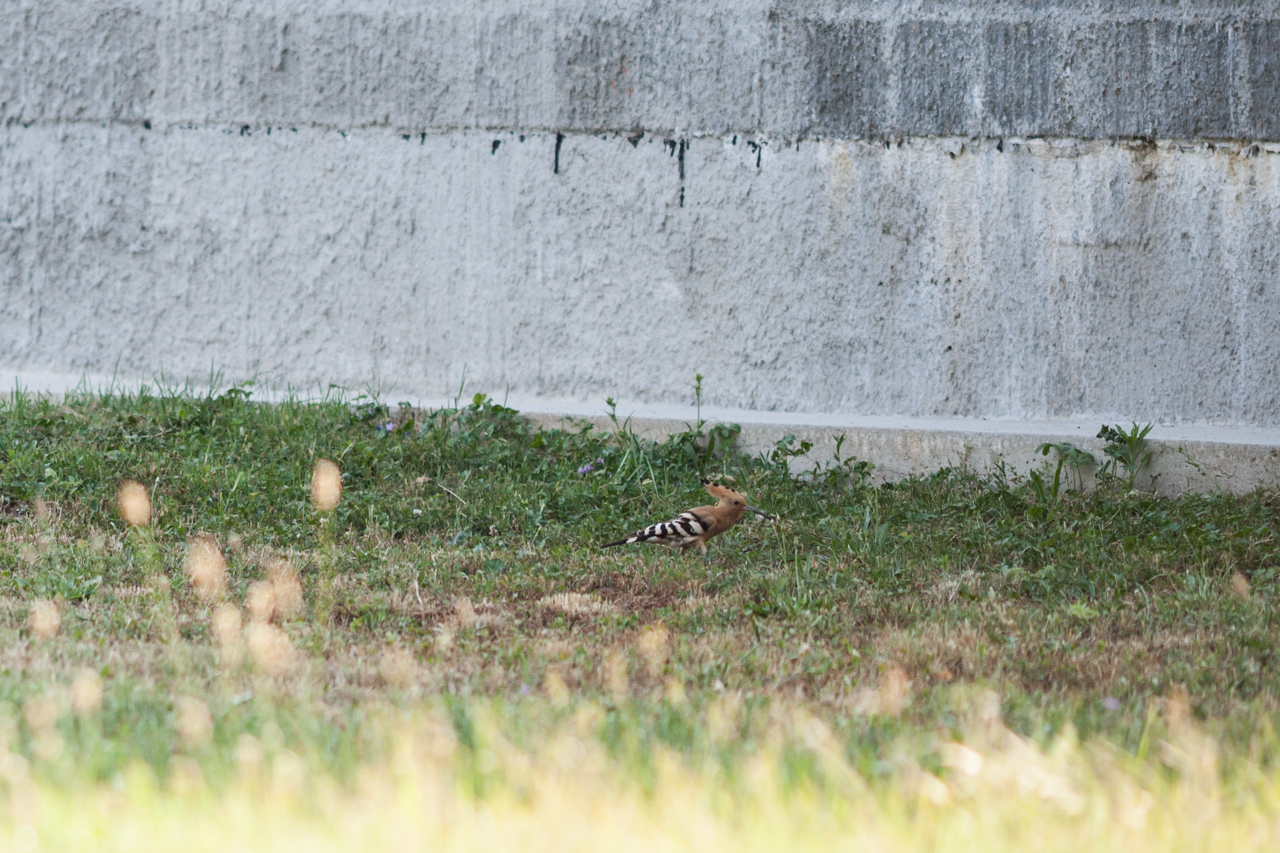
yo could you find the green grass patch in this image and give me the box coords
[0,384,1278,795]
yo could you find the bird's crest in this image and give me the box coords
[701,478,746,503]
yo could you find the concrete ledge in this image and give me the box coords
[512,401,1280,497]
[6,370,1274,496]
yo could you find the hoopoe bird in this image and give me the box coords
[603,479,772,556]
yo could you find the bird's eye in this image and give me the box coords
[734,500,741,505]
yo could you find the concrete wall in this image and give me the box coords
[2,1,1279,426]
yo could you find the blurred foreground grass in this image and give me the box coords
[1,383,1279,849]
[12,704,1280,852]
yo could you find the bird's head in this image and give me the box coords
[701,478,772,519]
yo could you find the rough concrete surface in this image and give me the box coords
[1,1,1279,442]
[3,126,1276,424]
[4,1,1279,139]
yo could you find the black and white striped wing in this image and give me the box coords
[624,511,708,547]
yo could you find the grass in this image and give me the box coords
[1,383,1279,848]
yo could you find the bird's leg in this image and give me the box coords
[696,541,708,558]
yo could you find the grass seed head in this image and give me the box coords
[184,534,227,601]
[70,669,103,717]
[174,696,213,749]
[27,600,60,640]
[246,622,295,676]
[168,756,205,795]
[212,604,241,647]
[246,581,276,624]
[266,557,304,619]
[116,480,151,527]
[235,734,265,777]
[22,697,60,735]
[310,459,342,511]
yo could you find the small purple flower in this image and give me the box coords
[519,684,532,696]
[1103,697,1121,711]
[578,458,605,475]
[376,420,396,432]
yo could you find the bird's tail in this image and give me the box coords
[602,537,634,548]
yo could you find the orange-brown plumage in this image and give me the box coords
[603,479,772,556]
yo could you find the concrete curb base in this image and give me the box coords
[4,370,1277,496]
[519,412,1280,498]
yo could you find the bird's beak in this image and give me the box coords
[746,506,773,520]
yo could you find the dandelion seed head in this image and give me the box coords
[70,669,103,717]
[211,604,241,647]
[266,557,304,619]
[246,580,276,624]
[22,697,59,735]
[246,622,295,676]
[168,756,205,795]
[310,459,342,511]
[174,696,213,748]
[116,480,151,527]
[184,534,227,601]
[27,600,60,640]
[235,734,264,776]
